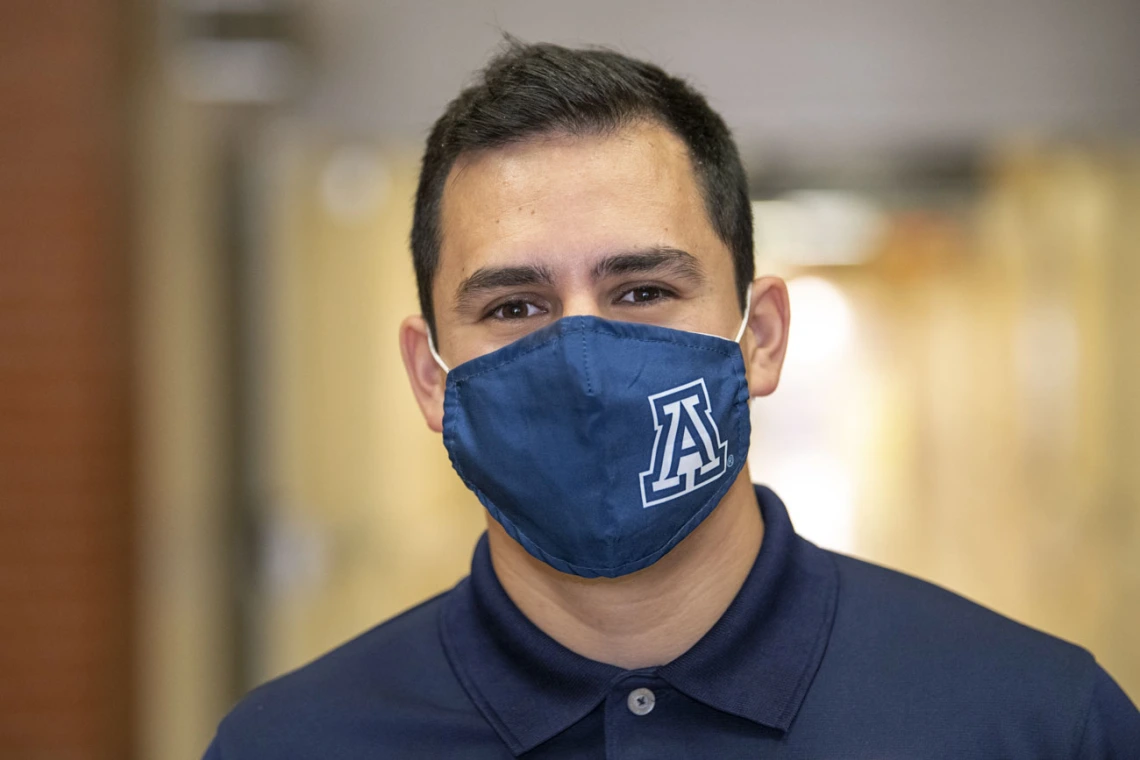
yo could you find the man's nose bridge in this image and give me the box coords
[560,292,604,319]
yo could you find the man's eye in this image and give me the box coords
[489,301,543,320]
[618,286,671,305]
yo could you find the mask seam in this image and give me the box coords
[581,330,593,396]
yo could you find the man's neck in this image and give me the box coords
[486,471,764,670]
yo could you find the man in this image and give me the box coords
[205,41,1140,758]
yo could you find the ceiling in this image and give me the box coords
[296,0,1140,162]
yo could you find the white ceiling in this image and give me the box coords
[299,0,1140,160]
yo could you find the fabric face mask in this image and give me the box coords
[430,295,752,578]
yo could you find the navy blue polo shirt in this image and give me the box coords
[204,486,1140,758]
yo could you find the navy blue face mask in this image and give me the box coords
[430,297,752,578]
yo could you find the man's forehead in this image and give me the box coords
[435,123,715,283]
[447,121,689,185]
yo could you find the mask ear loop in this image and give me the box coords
[427,328,451,374]
[734,282,753,344]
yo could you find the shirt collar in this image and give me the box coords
[439,485,838,756]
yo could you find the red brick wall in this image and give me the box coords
[0,2,134,759]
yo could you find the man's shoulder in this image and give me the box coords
[828,549,1093,671]
[248,589,450,699]
[819,550,1103,741]
[786,547,1140,756]
[210,586,486,759]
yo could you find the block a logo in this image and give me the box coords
[639,378,729,508]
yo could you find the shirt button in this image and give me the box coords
[626,687,656,716]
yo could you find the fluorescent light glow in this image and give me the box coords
[785,276,854,366]
[752,191,884,267]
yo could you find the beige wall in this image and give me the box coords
[753,145,1140,699]
[251,127,486,683]
[132,48,233,760]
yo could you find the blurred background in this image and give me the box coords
[2,1,1139,758]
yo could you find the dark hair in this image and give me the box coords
[411,39,754,338]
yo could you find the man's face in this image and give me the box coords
[401,120,788,433]
[433,121,746,365]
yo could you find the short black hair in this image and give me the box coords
[411,39,754,338]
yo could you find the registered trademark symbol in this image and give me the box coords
[727,455,734,467]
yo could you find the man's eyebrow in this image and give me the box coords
[452,249,703,311]
[454,264,556,310]
[591,248,706,283]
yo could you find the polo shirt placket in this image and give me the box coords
[440,485,839,757]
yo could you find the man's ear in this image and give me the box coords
[740,276,790,398]
[399,315,446,433]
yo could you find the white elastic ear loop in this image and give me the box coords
[427,328,450,374]
[733,283,753,344]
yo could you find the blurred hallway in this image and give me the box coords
[2,2,1139,759]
